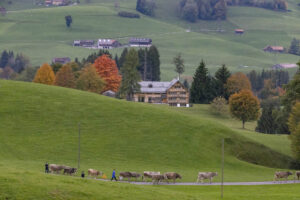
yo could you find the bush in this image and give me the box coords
[118,11,140,18]
[210,97,227,114]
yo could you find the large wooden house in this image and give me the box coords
[133,79,190,107]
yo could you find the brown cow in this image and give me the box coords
[274,171,293,181]
[197,172,218,183]
[119,172,132,181]
[49,164,66,174]
[63,167,77,175]
[130,172,141,181]
[143,171,160,181]
[164,172,182,183]
[295,171,300,180]
[88,169,102,178]
[151,174,167,184]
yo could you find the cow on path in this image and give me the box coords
[197,172,218,183]
[143,171,160,181]
[164,172,182,183]
[88,169,102,178]
[151,174,167,184]
[274,171,293,181]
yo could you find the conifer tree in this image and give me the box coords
[119,48,128,69]
[288,102,300,161]
[288,38,300,56]
[148,45,160,81]
[215,64,230,99]
[190,60,214,103]
[119,48,141,100]
[256,105,276,134]
[33,63,55,85]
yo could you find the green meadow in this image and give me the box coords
[1,0,300,79]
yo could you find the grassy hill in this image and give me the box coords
[0,80,296,183]
[1,0,300,80]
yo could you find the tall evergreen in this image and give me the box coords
[0,50,9,68]
[288,38,300,55]
[119,48,128,69]
[190,60,214,103]
[148,45,160,81]
[256,105,277,134]
[119,49,141,101]
[215,64,230,99]
[114,54,120,69]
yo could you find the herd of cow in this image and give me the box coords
[49,164,300,184]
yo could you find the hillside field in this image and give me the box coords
[1,0,300,79]
[0,80,298,199]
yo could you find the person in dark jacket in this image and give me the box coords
[81,171,85,178]
[111,169,117,181]
[45,162,49,173]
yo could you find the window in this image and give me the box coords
[138,96,145,102]
[180,92,186,95]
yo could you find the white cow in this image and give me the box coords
[197,172,218,183]
[143,171,161,181]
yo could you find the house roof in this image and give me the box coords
[264,46,284,51]
[272,63,298,69]
[52,57,71,64]
[235,29,244,32]
[138,79,179,93]
[129,38,152,43]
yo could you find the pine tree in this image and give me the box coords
[148,45,160,81]
[0,50,9,68]
[33,63,55,85]
[119,48,141,101]
[119,48,128,69]
[288,38,300,55]
[215,64,230,99]
[256,105,276,134]
[114,54,120,69]
[190,60,214,103]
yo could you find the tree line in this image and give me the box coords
[136,0,156,16]
[226,0,288,11]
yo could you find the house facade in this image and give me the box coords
[98,39,121,49]
[73,40,95,47]
[133,79,189,107]
[129,38,152,47]
[235,29,244,34]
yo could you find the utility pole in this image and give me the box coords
[143,49,147,81]
[221,138,224,199]
[78,123,81,169]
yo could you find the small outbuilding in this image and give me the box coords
[235,29,244,34]
[263,46,285,53]
[102,90,116,98]
[52,57,71,65]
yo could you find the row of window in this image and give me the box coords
[168,92,186,95]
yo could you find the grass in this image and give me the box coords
[1,0,300,80]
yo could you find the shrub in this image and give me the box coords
[118,11,140,18]
[210,97,227,114]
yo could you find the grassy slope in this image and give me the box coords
[1,166,300,200]
[1,0,300,79]
[0,80,295,184]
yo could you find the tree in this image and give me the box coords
[226,72,251,95]
[210,97,227,114]
[65,15,73,28]
[181,0,198,22]
[288,38,300,56]
[12,53,30,73]
[0,50,9,68]
[183,79,189,89]
[0,66,15,79]
[119,48,141,100]
[15,66,38,82]
[215,64,230,99]
[255,105,277,134]
[173,53,185,80]
[94,54,121,92]
[288,103,300,161]
[54,65,76,88]
[76,64,105,93]
[190,60,215,103]
[229,89,260,129]
[136,0,156,16]
[148,45,160,81]
[282,72,300,112]
[119,48,128,69]
[51,62,63,74]
[33,63,55,85]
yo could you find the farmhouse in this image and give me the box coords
[98,39,121,49]
[129,38,152,47]
[272,63,298,70]
[133,79,189,107]
[235,29,244,34]
[73,40,95,47]
[263,46,285,53]
[52,0,67,6]
[52,57,71,65]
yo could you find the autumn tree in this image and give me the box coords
[33,63,55,85]
[226,72,251,95]
[229,89,260,129]
[54,65,76,88]
[119,48,141,100]
[288,103,300,161]
[94,54,121,92]
[173,53,185,80]
[76,64,105,93]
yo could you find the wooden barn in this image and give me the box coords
[129,38,152,47]
[133,79,189,107]
[263,46,285,53]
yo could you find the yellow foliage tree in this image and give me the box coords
[229,89,260,129]
[54,65,76,88]
[226,72,251,95]
[33,63,55,85]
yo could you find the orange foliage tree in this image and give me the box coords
[33,63,55,85]
[54,65,76,88]
[226,72,251,95]
[229,89,260,129]
[94,54,121,92]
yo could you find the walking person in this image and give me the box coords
[45,162,49,173]
[81,171,85,178]
[111,169,118,181]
